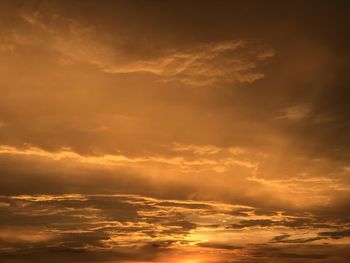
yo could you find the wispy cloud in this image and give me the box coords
[102,41,274,85]
[17,10,274,86]
[276,104,311,121]
[0,144,256,172]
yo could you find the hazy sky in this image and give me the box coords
[0,1,350,262]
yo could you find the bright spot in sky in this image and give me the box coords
[180,260,200,263]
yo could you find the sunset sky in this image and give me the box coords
[1,1,350,262]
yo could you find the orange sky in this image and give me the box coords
[0,1,350,262]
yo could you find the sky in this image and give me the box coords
[0,0,350,262]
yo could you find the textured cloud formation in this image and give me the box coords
[102,41,274,85]
[10,9,274,86]
[2,143,349,213]
[0,194,349,262]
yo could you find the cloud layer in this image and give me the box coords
[0,194,349,262]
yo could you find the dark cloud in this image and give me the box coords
[0,194,349,262]
[319,229,350,239]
